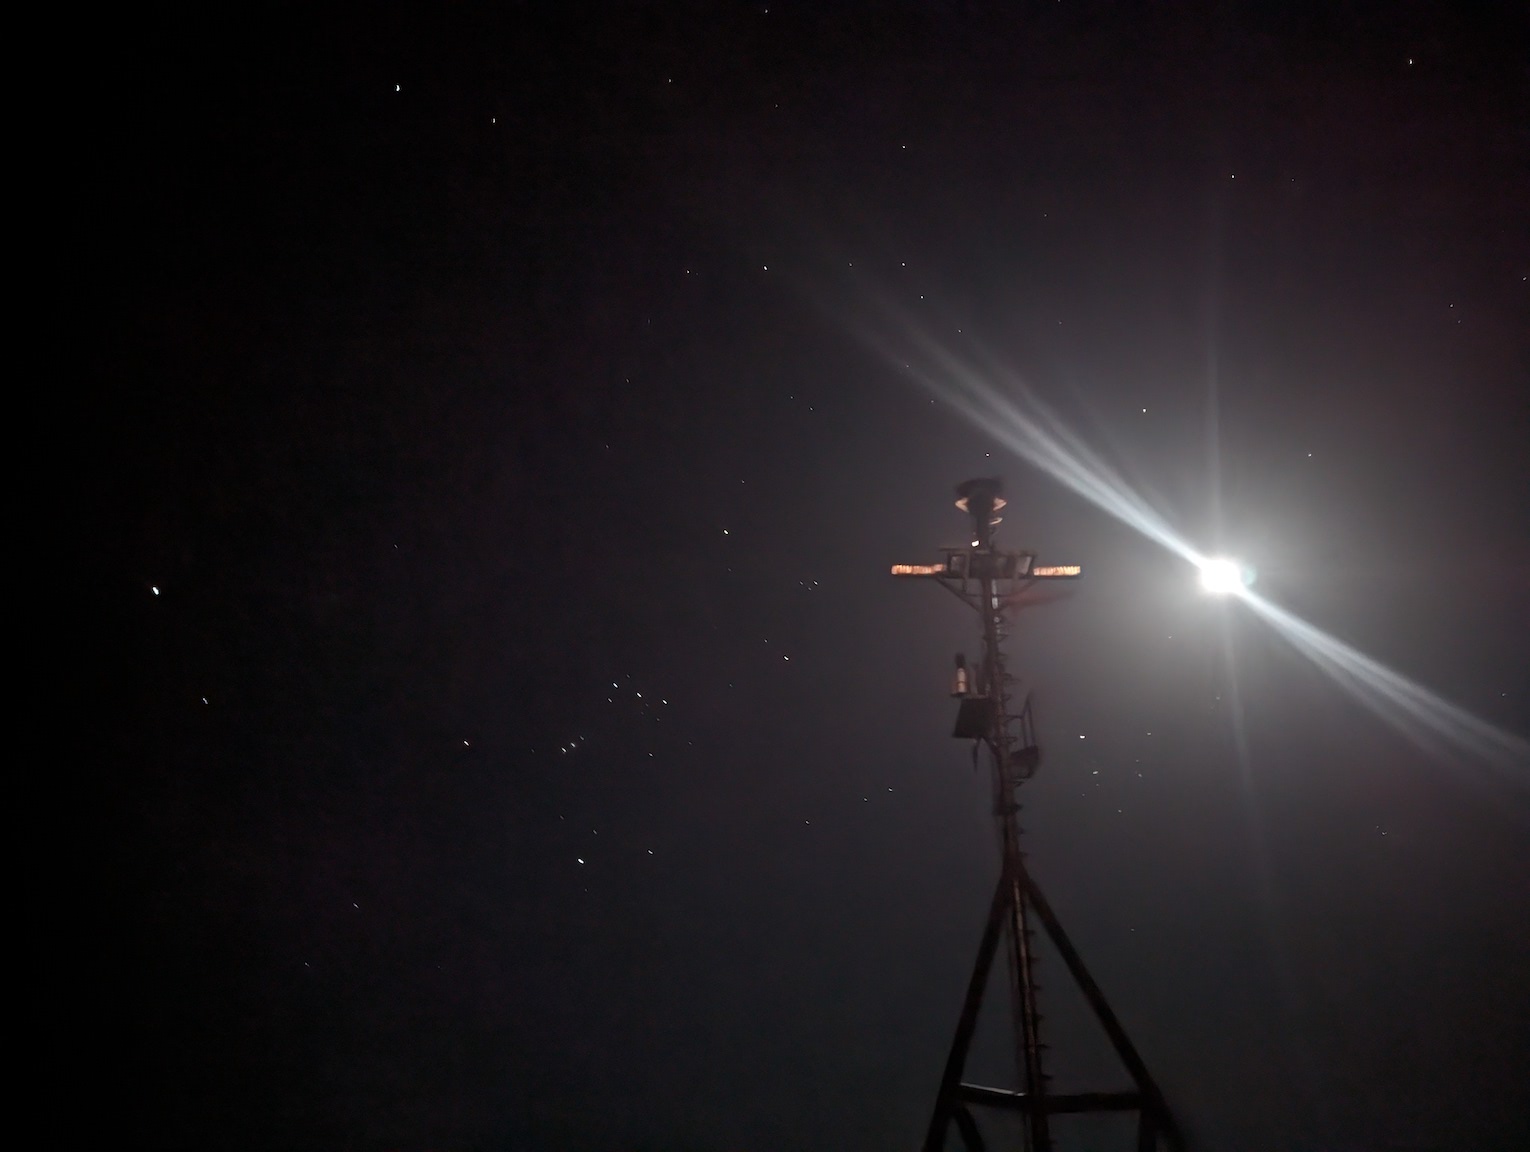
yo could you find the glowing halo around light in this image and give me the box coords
[1197,556,1246,596]
[846,296,1529,774]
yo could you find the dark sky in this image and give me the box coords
[99,4,1530,1149]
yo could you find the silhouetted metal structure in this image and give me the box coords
[892,478,1181,1152]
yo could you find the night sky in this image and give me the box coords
[99,4,1529,1149]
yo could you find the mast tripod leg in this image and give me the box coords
[1021,873,1183,1150]
[922,866,1013,1152]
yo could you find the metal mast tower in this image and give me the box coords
[892,478,1181,1152]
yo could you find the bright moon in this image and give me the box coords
[1198,556,1245,596]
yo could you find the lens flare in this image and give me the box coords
[856,305,1529,774]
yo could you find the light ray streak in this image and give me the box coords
[1241,590,1529,770]
[865,312,1529,773]
[885,325,1201,563]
